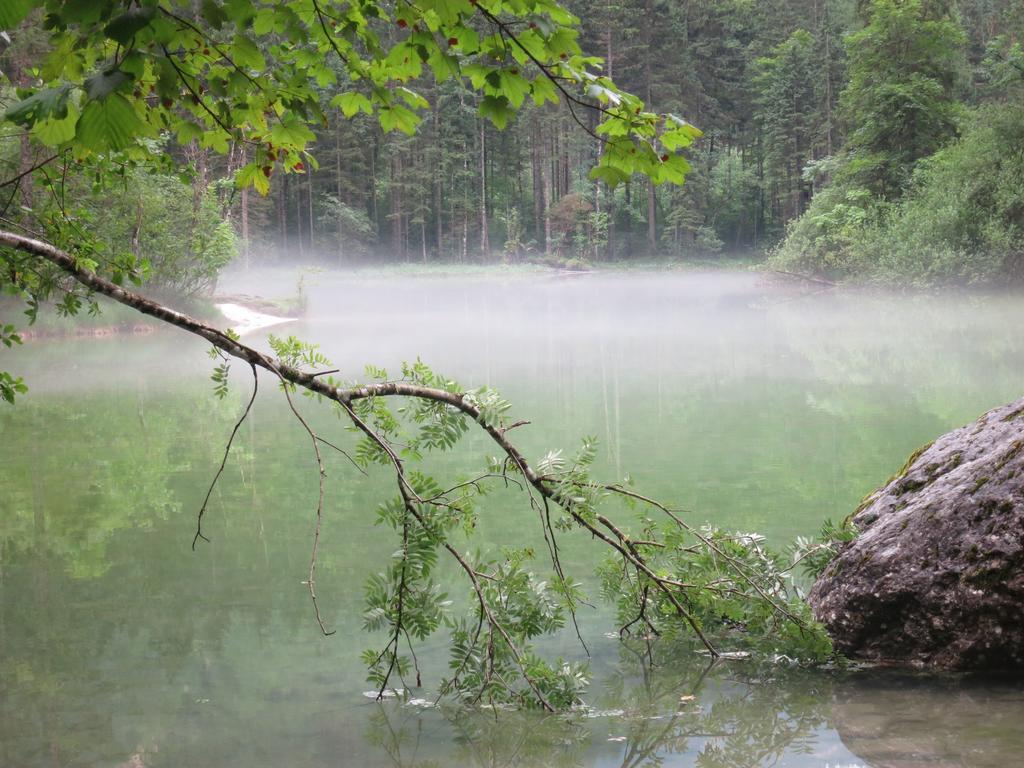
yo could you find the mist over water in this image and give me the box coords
[4,268,1024,767]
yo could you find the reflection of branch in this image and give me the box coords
[193,362,259,549]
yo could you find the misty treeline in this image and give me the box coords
[2,0,1022,281]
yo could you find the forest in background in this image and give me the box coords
[2,0,1022,284]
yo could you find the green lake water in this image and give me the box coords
[3,269,1024,766]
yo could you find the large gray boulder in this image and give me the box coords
[809,398,1024,669]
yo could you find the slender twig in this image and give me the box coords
[314,435,366,475]
[160,44,239,141]
[602,484,806,629]
[0,154,59,189]
[158,8,265,91]
[340,399,556,711]
[193,362,259,549]
[275,372,335,636]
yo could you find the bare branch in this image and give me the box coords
[193,362,259,549]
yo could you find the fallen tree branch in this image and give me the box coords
[0,229,825,708]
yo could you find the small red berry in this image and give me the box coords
[161,97,173,108]
[559,53,567,60]
[295,161,305,171]
[396,18,407,28]
[661,154,669,162]
[262,166,272,177]
[448,37,458,46]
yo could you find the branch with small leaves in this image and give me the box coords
[0,231,838,711]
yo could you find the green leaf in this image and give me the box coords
[269,118,316,148]
[75,94,146,151]
[232,34,266,71]
[449,24,479,53]
[478,95,515,129]
[496,71,531,109]
[428,0,474,25]
[236,162,271,196]
[532,76,557,107]
[4,86,73,126]
[104,7,156,44]
[200,0,229,29]
[32,103,79,146]
[379,104,420,135]
[0,0,33,29]
[461,63,490,90]
[252,8,276,35]
[173,119,204,144]
[654,154,690,185]
[397,87,429,109]
[331,91,373,118]
[427,48,459,81]
[589,164,630,188]
[84,68,133,100]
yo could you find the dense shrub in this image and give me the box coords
[771,103,1024,284]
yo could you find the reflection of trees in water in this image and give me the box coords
[832,672,1024,768]
[364,641,833,768]
[0,391,257,767]
[598,642,831,768]
[366,705,589,768]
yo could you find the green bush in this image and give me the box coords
[87,170,237,295]
[772,102,1024,284]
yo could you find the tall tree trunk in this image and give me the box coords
[531,116,544,247]
[479,121,490,257]
[644,0,657,254]
[131,200,143,259]
[647,181,657,253]
[7,51,36,216]
[433,101,443,261]
[539,156,551,255]
[279,174,289,253]
[391,153,401,260]
[188,142,208,248]
[335,124,345,265]
[296,170,305,260]
[307,172,315,256]
[241,183,250,270]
